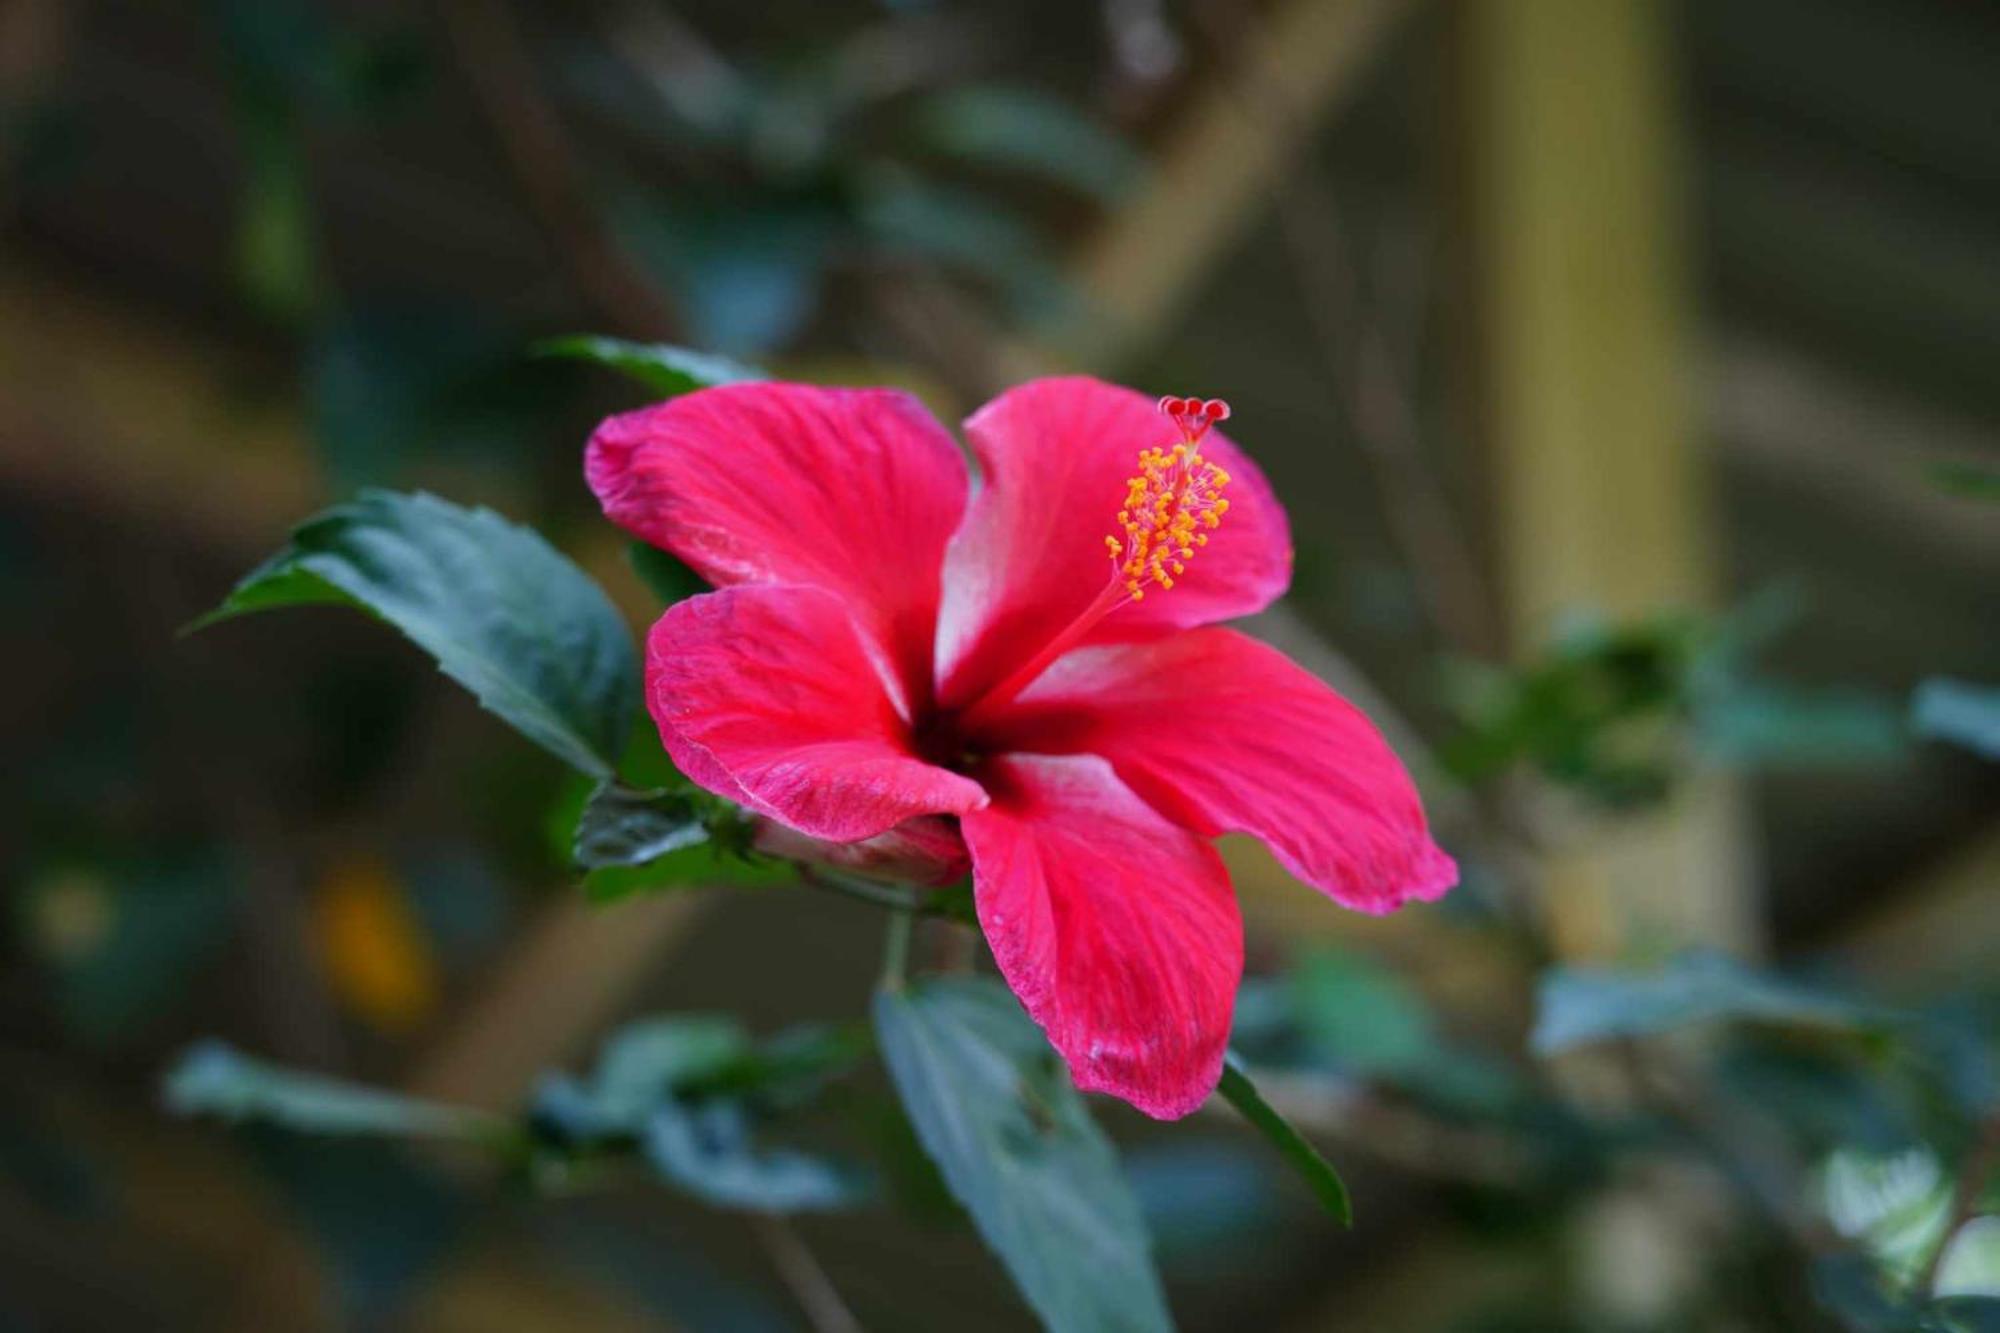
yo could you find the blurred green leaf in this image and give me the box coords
[1929,462,2000,503]
[579,1016,752,1132]
[916,86,1144,204]
[533,1016,871,1213]
[1699,683,1907,767]
[573,783,711,869]
[628,541,709,606]
[873,976,1174,1333]
[165,1041,497,1140]
[535,335,764,398]
[1533,952,1883,1055]
[192,490,639,779]
[1290,947,1436,1080]
[644,1099,870,1212]
[1216,1058,1351,1225]
[1913,679,2000,760]
[1440,616,1702,808]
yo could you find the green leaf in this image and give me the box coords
[1929,461,2000,503]
[192,490,638,779]
[873,977,1174,1333]
[165,1040,495,1140]
[1532,951,1881,1055]
[644,1099,869,1213]
[1913,678,2000,760]
[586,1016,752,1129]
[628,541,708,607]
[1215,1058,1351,1225]
[573,782,711,869]
[1290,947,1437,1080]
[534,335,763,397]
[582,842,796,904]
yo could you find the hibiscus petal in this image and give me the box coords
[962,754,1241,1120]
[590,383,968,712]
[646,584,987,843]
[984,629,1457,914]
[935,376,1292,710]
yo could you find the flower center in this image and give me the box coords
[953,394,1234,735]
[1104,396,1232,600]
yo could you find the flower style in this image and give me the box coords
[587,376,1456,1119]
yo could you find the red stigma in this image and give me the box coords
[1157,393,1231,444]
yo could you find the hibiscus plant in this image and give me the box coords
[168,338,1458,1330]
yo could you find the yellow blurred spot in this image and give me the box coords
[30,871,114,963]
[312,857,439,1034]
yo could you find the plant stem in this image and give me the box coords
[880,908,914,992]
[752,1214,863,1333]
[1922,1109,2000,1296]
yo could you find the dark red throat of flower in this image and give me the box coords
[956,394,1234,733]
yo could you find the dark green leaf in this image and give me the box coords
[192,490,638,779]
[573,783,710,869]
[1532,951,1881,1055]
[1215,1058,1351,1225]
[1913,679,2000,760]
[582,842,796,904]
[628,541,709,606]
[534,335,764,397]
[873,977,1174,1333]
[644,1100,869,1212]
[165,1041,495,1140]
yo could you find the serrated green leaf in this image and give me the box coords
[1913,678,2000,760]
[873,977,1174,1333]
[192,490,638,779]
[1532,951,1882,1055]
[535,335,763,397]
[573,782,710,869]
[165,1040,496,1139]
[1215,1058,1351,1225]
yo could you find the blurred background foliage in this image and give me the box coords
[0,0,1996,1330]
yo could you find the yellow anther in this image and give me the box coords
[1104,422,1232,600]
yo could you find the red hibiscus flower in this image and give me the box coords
[587,376,1456,1119]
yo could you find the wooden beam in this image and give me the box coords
[1457,0,1756,958]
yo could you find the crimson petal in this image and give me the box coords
[962,754,1241,1120]
[936,376,1292,710]
[984,629,1457,913]
[646,584,987,843]
[591,383,968,713]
